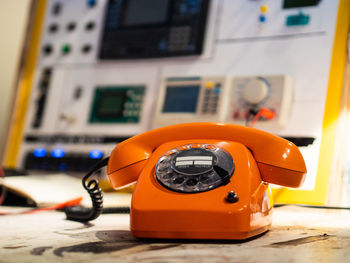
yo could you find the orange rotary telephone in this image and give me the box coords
[103,122,306,240]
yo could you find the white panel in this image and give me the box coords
[160,32,335,136]
[38,0,107,65]
[17,0,340,190]
[25,65,159,136]
[218,0,336,40]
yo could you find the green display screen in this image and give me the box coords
[96,92,125,117]
[89,86,145,123]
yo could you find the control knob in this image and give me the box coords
[242,77,269,105]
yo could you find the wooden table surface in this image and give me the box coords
[1,205,350,263]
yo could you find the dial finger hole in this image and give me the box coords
[172,177,185,185]
[162,172,174,180]
[200,174,213,184]
[186,178,198,186]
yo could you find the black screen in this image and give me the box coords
[283,0,321,8]
[123,0,169,26]
[162,86,200,113]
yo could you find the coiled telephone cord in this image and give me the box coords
[65,157,109,222]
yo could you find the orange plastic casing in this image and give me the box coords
[106,123,307,240]
[131,140,272,239]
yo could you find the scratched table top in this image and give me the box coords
[1,205,350,263]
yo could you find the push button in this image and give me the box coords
[48,23,59,33]
[226,191,239,203]
[87,0,97,7]
[61,44,71,55]
[43,44,53,55]
[85,21,95,31]
[260,5,268,13]
[66,22,76,32]
[82,44,92,54]
[259,14,267,23]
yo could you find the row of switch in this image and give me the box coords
[44,2,98,57]
[43,43,92,55]
[48,21,95,34]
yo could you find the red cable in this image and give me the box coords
[0,197,83,215]
[24,197,83,214]
[249,107,275,128]
[249,111,262,128]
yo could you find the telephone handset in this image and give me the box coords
[107,122,306,188]
[104,122,306,240]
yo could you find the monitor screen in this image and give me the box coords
[99,0,209,59]
[283,0,321,9]
[123,0,170,26]
[162,86,200,113]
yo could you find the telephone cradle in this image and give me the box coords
[106,122,307,240]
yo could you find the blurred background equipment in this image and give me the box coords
[0,0,32,161]
[2,0,350,206]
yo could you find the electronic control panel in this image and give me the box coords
[89,86,145,124]
[154,75,293,128]
[227,75,293,128]
[39,0,211,65]
[100,0,209,59]
[154,76,227,127]
[10,0,342,198]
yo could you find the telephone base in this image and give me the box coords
[106,123,306,240]
[132,225,271,240]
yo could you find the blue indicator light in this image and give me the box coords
[87,0,97,7]
[89,150,103,159]
[33,148,47,158]
[259,14,267,23]
[51,148,65,158]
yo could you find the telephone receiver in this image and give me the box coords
[106,122,306,240]
[107,122,306,188]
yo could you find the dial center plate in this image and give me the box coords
[172,148,216,175]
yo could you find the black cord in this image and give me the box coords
[65,157,109,222]
[102,207,130,214]
[245,108,258,127]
